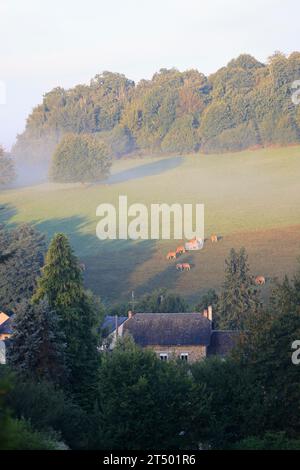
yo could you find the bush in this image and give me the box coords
[5,376,92,449]
[0,417,58,450]
[232,432,300,450]
[50,133,111,183]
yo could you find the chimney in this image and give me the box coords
[128,310,133,319]
[203,309,208,318]
[208,305,213,322]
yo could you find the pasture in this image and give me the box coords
[1,145,300,305]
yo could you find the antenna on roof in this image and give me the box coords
[130,291,136,313]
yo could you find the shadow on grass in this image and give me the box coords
[104,156,183,185]
[0,209,184,304]
[0,204,18,226]
[134,252,197,298]
[34,215,158,303]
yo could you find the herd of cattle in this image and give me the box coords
[166,234,266,285]
[166,234,219,273]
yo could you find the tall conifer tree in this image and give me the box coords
[7,299,67,385]
[216,247,261,330]
[33,233,99,410]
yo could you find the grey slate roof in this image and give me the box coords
[207,330,239,356]
[123,313,212,347]
[0,316,14,335]
[101,315,128,336]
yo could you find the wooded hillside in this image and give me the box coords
[13,52,300,162]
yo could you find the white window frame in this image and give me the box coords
[180,353,189,361]
[159,353,168,361]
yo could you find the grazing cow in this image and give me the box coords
[255,276,266,286]
[211,234,218,243]
[185,237,204,251]
[176,245,186,255]
[166,251,176,260]
[176,263,183,271]
[182,263,191,271]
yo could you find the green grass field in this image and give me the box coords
[1,145,300,305]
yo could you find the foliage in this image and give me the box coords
[108,125,136,157]
[14,52,300,159]
[0,146,16,186]
[195,289,219,313]
[95,336,211,449]
[4,375,93,449]
[215,247,261,329]
[0,369,57,450]
[231,432,300,450]
[32,233,100,410]
[7,299,67,385]
[161,115,200,153]
[0,416,58,450]
[0,223,46,311]
[13,72,134,163]
[234,307,300,437]
[15,52,300,160]
[50,133,111,183]
[137,288,189,313]
[191,357,262,448]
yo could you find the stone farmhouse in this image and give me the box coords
[101,307,239,363]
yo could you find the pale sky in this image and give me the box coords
[0,0,299,150]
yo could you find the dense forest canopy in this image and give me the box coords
[13,52,300,163]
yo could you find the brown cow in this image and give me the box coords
[176,245,185,255]
[176,263,183,271]
[166,251,176,260]
[182,263,191,271]
[211,234,218,243]
[255,276,266,286]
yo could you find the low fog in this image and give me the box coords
[13,161,49,188]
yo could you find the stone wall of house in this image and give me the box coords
[0,340,6,364]
[145,345,207,363]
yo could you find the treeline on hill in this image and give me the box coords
[1,221,300,449]
[12,51,300,165]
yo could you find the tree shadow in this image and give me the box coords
[103,156,183,185]
[0,208,195,305]
[33,215,157,303]
[135,250,198,297]
[0,204,18,226]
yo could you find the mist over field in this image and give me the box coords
[14,162,48,188]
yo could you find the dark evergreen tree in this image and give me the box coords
[33,233,99,410]
[0,224,46,311]
[215,247,261,329]
[7,299,67,386]
[234,305,300,438]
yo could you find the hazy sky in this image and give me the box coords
[0,0,299,150]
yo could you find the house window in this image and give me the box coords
[180,353,189,362]
[159,353,168,361]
